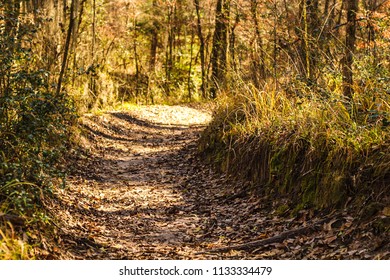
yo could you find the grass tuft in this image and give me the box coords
[0,223,34,260]
[200,80,390,209]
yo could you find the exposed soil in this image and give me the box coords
[44,105,389,259]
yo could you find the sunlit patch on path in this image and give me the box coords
[48,105,389,260]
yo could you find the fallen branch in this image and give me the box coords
[197,216,335,254]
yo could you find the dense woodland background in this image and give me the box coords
[0,0,389,259]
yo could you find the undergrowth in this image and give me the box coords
[200,79,390,210]
[0,224,34,260]
[0,9,77,259]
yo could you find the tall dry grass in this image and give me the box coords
[200,79,390,209]
[0,224,34,260]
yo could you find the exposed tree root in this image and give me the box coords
[198,216,337,254]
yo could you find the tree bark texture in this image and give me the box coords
[210,0,230,99]
[342,0,358,99]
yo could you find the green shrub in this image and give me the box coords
[0,9,76,216]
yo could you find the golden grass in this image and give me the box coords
[0,224,34,260]
[200,80,390,208]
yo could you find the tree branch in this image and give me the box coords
[197,216,336,254]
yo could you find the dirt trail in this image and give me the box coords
[52,105,236,259]
[48,105,388,260]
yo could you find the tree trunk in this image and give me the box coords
[194,0,206,98]
[229,2,239,72]
[272,0,277,88]
[210,0,230,98]
[365,0,377,62]
[250,0,266,87]
[56,0,76,96]
[188,28,195,100]
[299,0,319,84]
[342,0,358,99]
[149,0,158,74]
[1,0,21,96]
[165,3,174,95]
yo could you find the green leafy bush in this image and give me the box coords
[0,7,76,216]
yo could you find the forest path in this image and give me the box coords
[52,104,249,259]
[48,105,388,259]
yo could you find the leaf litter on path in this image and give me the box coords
[43,105,389,260]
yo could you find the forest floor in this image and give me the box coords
[43,105,389,259]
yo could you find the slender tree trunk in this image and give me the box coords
[91,0,96,62]
[56,0,76,96]
[71,0,80,85]
[324,0,330,15]
[342,0,358,99]
[89,0,97,103]
[188,28,195,100]
[250,0,266,86]
[1,0,21,97]
[165,3,174,95]
[147,0,158,104]
[230,2,239,72]
[194,0,206,98]
[149,0,158,74]
[210,0,230,98]
[272,0,277,89]
[366,0,377,62]
[149,33,157,73]
[133,15,140,96]
[298,0,319,84]
[335,0,345,38]
[63,0,67,21]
